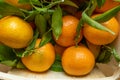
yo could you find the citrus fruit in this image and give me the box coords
[5,0,32,10]
[21,39,55,72]
[54,15,82,47]
[0,16,33,48]
[62,45,95,76]
[83,14,119,45]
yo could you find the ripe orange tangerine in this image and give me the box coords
[0,16,33,48]
[54,15,83,47]
[21,39,55,72]
[62,44,95,76]
[83,14,119,45]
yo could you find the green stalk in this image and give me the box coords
[46,0,63,9]
[30,0,48,13]
[85,0,97,16]
[75,0,97,45]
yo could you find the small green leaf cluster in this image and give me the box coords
[97,45,120,63]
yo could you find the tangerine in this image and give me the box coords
[0,16,33,48]
[54,15,82,47]
[83,14,119,45]
[62,44,95,76]
[21,39,55,72]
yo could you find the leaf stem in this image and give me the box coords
[75,0,97,45]
[46,0,63,9]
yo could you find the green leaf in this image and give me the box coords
[35,14,47,37]
[30,0,42,6]
[75,0,97,45]
[55,53,61,61]
[14,30,39,57]
[1,59,17,67]
[61,0,78,8]
[96,0,105,8]
[52,6,62,40]
[43,13,51,21]
[45,0,63,9]
[85,0,97,16]
[97,51,111,63]
[0,0,25,17]
[75,19,84,45]
[24,10,38,21]
[0,44,23,67]
[114,0,120,2]
[26,30,39,50]
[50,61,63,72]
[16,60,26,69]
[97,50,106,62]
[39,29,52,47]
[78,1,89,11]
[97,46,120,63]
[0,44,16,61]
[82,12,115,35]
[50,54,63,72]
[13,49,24,58]
[112,48,120,62]
[22,30,39,57]
[94,5,120,23]
[22,0,42,7]
[97,46,112,63]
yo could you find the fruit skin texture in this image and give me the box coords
[83,15,119,45]
[21,39,55,72]
[62,45,95,76]
[95,0,120,13]
[0,16,33,48]
[4,0,32,10]
[54,15,82,47]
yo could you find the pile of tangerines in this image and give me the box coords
[0,0,120,76]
